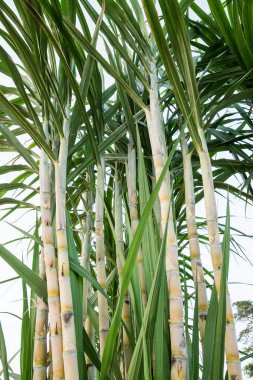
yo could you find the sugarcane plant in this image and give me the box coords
[0,1,253,380]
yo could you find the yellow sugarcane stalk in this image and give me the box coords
[95,156,109,357]
[198,129,242,380]
[33,248,48,380]
[145,61,187,380]
[40,120,64,380]
[115,168,132,377]
[127,139,147,309]
[181,135,208,349]
[55,111,79,380]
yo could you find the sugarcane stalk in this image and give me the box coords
[55,110,79,380]
[197,129,242,380]
[81,182,95,380]
[151,169,162,239]
[95,156,109,357]
[115,168,132,377]
[84,316,95,380]
[181,135,208,349]
[145,61,187,380]
[127,139,147,309]
[33,248,48,380]
[39,120,64,380]
[48,336,53,380]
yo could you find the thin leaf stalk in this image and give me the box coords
[181,135,208,350]
[146,61,187,380]
[55,111,79,380]
[39,120,64,380]
[95,156,109,357]
[197,129,242,380]
[33,247,48,380]
[127,140,147,309]
[115,168,132,377]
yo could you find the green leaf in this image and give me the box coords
[83,328,101,371]
[0,46,44,136]
[0,183,37,195]
[3,221,42,246]
[207,0,243,67]
[63,17,146,110]
[69,257,107,299]
[137,130,159,287]
[0,92,56,163]
[0,123,38,172]
[0,244,47,302]
[20,281,32,380]
[233,1,253,70]
[192,281,199,380]
[242,1,253,51]
[142,0,202,149]
[67,110,144,183]
[69,0,105,148]
[0,322,9,380]
[0,276,19,285]
[127,203,168,379]
[0,198,39,210]
[23,0,100,164]
[66,214,86,380]
[29,219,40,365]
[0,165,36,175]
[202,284,218,380]
[80,0,149,90]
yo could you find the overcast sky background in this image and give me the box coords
[0,0,252,377]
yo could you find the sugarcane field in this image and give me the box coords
[1,0,253,379]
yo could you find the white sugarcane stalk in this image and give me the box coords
[115,169,132,377]
[95,156,109,357]
[151,169,162,239]
[197,129,242,380]
[81,183,95,380]
[127,140,147,309]
[39,120,64,380]
[33,248,48,380]
[48,336,53,380]
[145,61,187,380]
[181,135,208,349]
[85,316,95,380]
[55,110,79,380]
